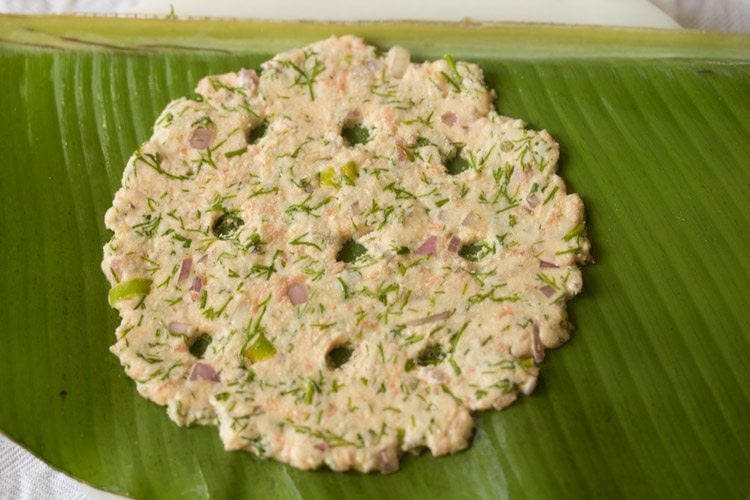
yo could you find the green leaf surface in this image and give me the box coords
[1,15,749,499]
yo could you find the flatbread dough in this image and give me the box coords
[102,36,591,473]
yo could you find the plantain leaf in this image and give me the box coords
[1,15,749,499]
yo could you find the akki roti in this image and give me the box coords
[102,35,591,473]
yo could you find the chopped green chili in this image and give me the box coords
[108,278,152,306]
[244,334,277,363]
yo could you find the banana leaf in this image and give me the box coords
[1,15,748,499]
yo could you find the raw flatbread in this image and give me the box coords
[102,36,591,473]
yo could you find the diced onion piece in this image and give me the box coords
[520,377,538,396]
[532,324,545,363]
[244,334,277,363]
[385,46,410,78]
[237,68,259,89]
[527,194,540,208]
[189,362,219,382]
[539,260,558,269]
[448,235,461,253]
[178,257,192,282]
[416,235,437,255]
[287,282,309,305]
[190,276,202,292]
[540,285,556,298]
[108,278,152,306]
[377,447,399,474]
[168,322,191,335]
[461,212,478,228]
[189,128,214,149]
[441,111,457,126]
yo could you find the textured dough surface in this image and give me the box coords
[102,36,591,473]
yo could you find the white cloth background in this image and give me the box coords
[0,435,108,499]
[0,0,747,498]
[651,0,750,33]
